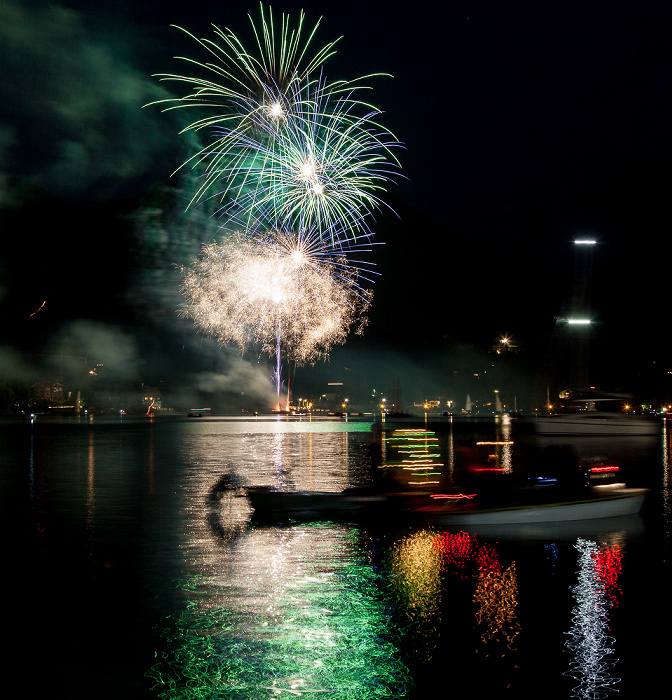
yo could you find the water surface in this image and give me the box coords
[2,414,670,698]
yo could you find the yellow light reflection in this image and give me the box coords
[389,529,442,659]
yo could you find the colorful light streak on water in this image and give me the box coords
[382,429,443,488]
[147,523,411,699]
[433,530,479,577]
[388,528,522,670]
[473,562,520,652]
[432,530,519,653]
[662,423,672,547]
[5,418,667,699]
[592,545,623,609]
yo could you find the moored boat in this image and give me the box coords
[533,389,661,436]
[533,413,660,436]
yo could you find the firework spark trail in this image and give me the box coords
[208,77,402,236]
[148,7,401,230]
[29,300,47,317]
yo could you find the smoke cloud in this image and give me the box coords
[0,0,175,202]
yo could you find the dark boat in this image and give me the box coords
[247,486,388,519]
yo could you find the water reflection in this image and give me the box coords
[182,428,366,494]
[436,531,520,655]
[662,423,672,545]
[380,429,443,489]
[148,523,412,699]
[389,530,442,660]
[147,424,410,697]
[564,538,622,698]
[473,560,519,654]
[388,529,520,666]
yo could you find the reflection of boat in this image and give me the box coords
[414,486,648,525]
[533,413,660,436]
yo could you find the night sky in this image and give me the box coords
[1,0,671,411]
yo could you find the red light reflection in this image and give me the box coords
[592,545,622,607]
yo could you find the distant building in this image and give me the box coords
[32,380,64,402]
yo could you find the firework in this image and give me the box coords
[207,76,401,236]
[148,4,401,228]
[180,227,373,406]
[153,5,400,409]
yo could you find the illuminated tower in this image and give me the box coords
[566,238,596,389]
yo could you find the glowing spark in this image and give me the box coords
[268,102,284,118]
[29,300,46,317]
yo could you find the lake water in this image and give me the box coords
[2,414,670,699]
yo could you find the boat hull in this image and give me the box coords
[247,487,387,516]
[424,488,647,525]
[533,414,660,436]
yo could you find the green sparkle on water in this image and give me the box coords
[147,523,412,699]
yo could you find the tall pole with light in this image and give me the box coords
[568,238,596,389]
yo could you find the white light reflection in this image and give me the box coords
[662,422,671,546]
[564,538,621,698]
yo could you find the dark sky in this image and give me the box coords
[1,0,670,409]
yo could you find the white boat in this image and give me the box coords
[533,412,660,436]
[534,389,661,436]
[416,487,648,525]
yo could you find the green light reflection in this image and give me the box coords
[148,523,411,699]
